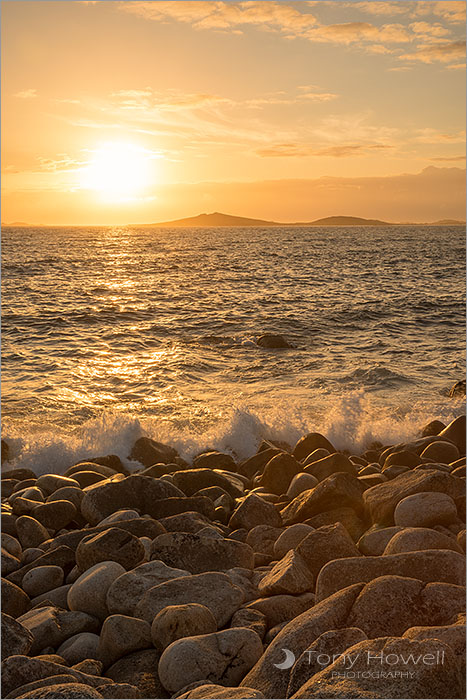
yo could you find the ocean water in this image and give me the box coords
[2,224,465,474]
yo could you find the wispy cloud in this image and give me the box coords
[430,155,465,162]
[400,39,466,63]
[257,142,392,158]
[14,89,37,99]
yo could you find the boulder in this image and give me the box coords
[244,592,315,630]
[420,419,446,437]
[245,525,282,555]
[158,628,263,693]
[259,453,301,495]
[316,549,466,601]
[363,468,464,525]
[6,545,75,587]
[383,527,463,555]
[273,524,314,559]
[68,561,126,621]
[449,380,466,397]
[286,473,318,499]
[290,637,463,699]
[394,491,459,527]
[421,440,460,464]
[1,655,111,696]
[128,437,178,467]
[238,448,280,479]
[97,615,152,667]
[229,493,282,530]
[18,606,100,655]
[2,577,30,618]
[76,528,145,571]
[256,334,291,349]
[14,516,50,549]
[172,469,243,500]
[56,632,100,665]
[134,572,244,627]
[296,523,361,579]
[258,550,313,596]
[158,511,216,534]
[149,532,254,573]
[31,501,77,531]
[105,649,166,699]
[22,566,64,597]
[151,604,217,652]
[438,415,466,454]
[1,612,33,659]
[357,526,403,555]
[14,682,104,698]
[36,475,80,496]
[346,575,466,637]
[280,473,364,525]
[287,627,368,697]
[106,560,189,616]
[304,453,356,482]
[292,433,335,461]
[229,608,266,640]
[240,583,363,698]
[303,506,366,541]
[80,475,183,525]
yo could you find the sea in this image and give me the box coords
[2,224,465,474]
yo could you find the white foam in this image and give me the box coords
[2,391,463,475]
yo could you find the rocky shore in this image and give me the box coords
[1,415,466,699]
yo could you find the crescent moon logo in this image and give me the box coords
[273,648,296,669]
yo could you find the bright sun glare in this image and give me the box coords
[82,142,154,201]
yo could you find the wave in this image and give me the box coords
[2,391,463,476]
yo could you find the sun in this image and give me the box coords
[82,142,155,201]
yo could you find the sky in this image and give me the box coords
[1,0,466,225]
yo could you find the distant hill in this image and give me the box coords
[1,221,33,227]
[430,219,465,226]
[137,212,393,228]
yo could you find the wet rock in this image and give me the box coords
[293,433,335,461]
[281,472,364,525]
[68,561,126,621]
[287,627,368,697]
[237,447,281,479]
[56,632,100,665]
[229,493,282,530]
[420,419,446,437]
[193,451,236,470]
[97,614,152,667]
[80,474,183,525]
[316,548,466,601]
[36,475,80,496]
[449,379,466,397]
[158,628,263,693]
[22,565,64,597]
[273,524,314,559]
[1,612,33,659]
[438,415,466,455]
[151,603,217,652]
[363,468,464,525]
[106,560,190,617]
[296,523,361,579]
[76,528,145,571]
[394,491,459,527]
[172,469,243,500]
[256,334,291,349]
[304,452,356,482]
[105,649,166,699]
[259,453,301,495]
[47,487,84,511]
[383,526,463,555]
[383,450,421,468]
[421,440,460,463]
[128,436,178,467]
[31,500,77,531]
[258,550,312,596]
[149,532,254,574]
[291,636,463,699]
[1,438,11,464]
[134,571,244,627]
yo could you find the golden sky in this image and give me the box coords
[1,0,466,224]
